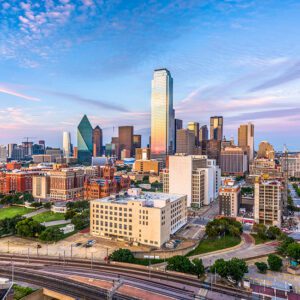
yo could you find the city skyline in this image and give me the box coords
[1,1,300,150]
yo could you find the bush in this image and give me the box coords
[267,254,282,271]
[109,249,134,263]
[286,243,300,261]
[43,202,52,209]
[255,262,268,274]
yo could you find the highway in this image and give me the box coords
[0,253,255,300]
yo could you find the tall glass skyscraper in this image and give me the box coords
[210,116,223,141]
[63,131,71,159]
[150,68,174,158]
[77,115,93,164]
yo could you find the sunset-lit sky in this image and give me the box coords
[1,0,300,150]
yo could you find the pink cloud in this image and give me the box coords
[0,86,40,102]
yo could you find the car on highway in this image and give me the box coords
[75,242,82,247]
[87,240,96,245]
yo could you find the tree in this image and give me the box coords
[267,254,282,271]
[210,259,229,279]
[0,215,24,235]
[277,236,295,255]
[65,209,76,220]
[30,202,42,208]
[39,227,64,242]
[43,202,52,209]
[109,249,134,263]
[192,258,205,277]
[266,226,281,240]
[286,243,300,261]
[167,256,195,274]
[255,262,268,274]
[211,258,248,283]
[253,223,267,240]
[71,210,89,230]
[16,218,45,237]
[205,218,242,238]
[227,258,248,282]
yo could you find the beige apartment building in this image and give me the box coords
[254,179,283,227]
[90,188,187,247]
[219,183,241,217]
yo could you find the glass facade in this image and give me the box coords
[210,116,223,141]
[150,69,174,158]
[77,115,93,164]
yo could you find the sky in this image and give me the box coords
[1,0,300,150]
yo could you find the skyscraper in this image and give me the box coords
[210,116,223,141]
[199,125,208,143]
[118,126,134,157]
[238,122,254,162]
[63,131,72,160]
[93,125,103,157]
[133,134,142,150]
[174,119,183,153]
[176,129,195,155]
[77,115,93,164]
[150,68,174,158]
[187,122,200,146]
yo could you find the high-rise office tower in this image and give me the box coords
[210,116,223,141]
[199,125,208,143]
[187,122,200,147]
[7,144,17,159]
[38,140,45,153]
[77,115,93,164]
[133,134,142,150]
[174,119,183,153]
[176,129,195,155]
[118,126,134,157]
[238,122,254,162]
[93,125,103,157]
[63,131,72,159]
[0,145,7,162]
[150,68,174,158]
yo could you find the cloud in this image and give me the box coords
[250,61,300,92]
[45,91,129,112]
[0,86,40,102]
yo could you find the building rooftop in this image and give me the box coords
[92,188,184,207]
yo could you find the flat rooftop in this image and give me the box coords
[92,191,185,207]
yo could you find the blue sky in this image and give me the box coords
[1,0,300,150]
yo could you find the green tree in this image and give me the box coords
[267,254,282,271]
[43,202,52,209]
[210,259,229,279]
[30,202,42,208]
[255,262,268,274]
[192,258,205,277]
[0,215,24,235]
[39,227,64,242]
[277,236,295,255]
[71,210,89,230]
[167,256,195,274]
[16,218,45,237]
[253,223,267,240]
[109,249,134,263]
[266,226,281,240]
[65,209,76,220]
[286,243,300,261]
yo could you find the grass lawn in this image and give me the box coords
[187,235,241,257]
[250,233,271,245]
[32,211,65,223]
[0,206,34,220]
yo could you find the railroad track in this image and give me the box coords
[0,254,254,299]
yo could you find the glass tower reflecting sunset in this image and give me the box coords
[150,68,174,158]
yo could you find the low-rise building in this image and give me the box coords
[250,158,283,178]
[51,202,67,213]
[90,188,187,247]
[60,224,75,234]
[133,159,163,174]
